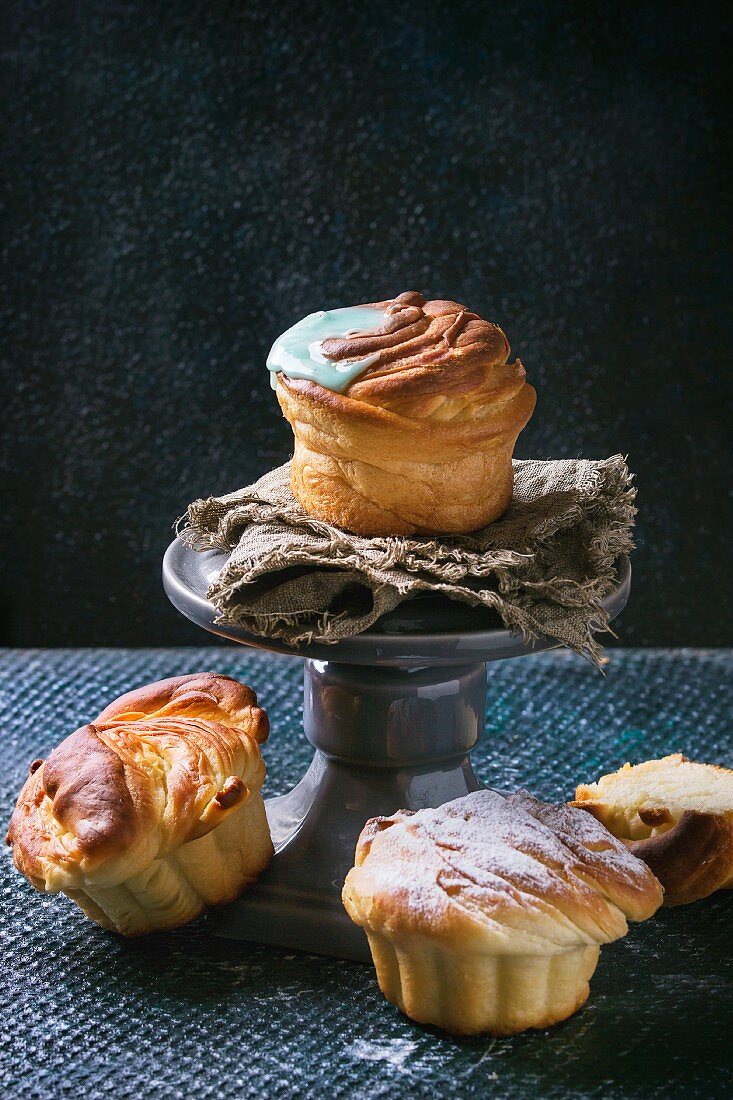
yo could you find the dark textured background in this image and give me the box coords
[1,1,731,647]
[1,648,732,1099]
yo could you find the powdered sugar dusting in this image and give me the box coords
[347,789,663,947]
[350,1038,419,1071]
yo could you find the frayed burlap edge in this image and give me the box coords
[177,456,635,667]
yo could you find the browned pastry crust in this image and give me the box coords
[619,811,733,906]
[276,291,536,535]
[7,673,273,934]
[573,754,733,906]
[95,671,269,741]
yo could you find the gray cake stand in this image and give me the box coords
[163,539,630,962]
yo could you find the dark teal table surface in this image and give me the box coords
[1,649,731,1099]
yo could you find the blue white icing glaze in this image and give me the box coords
[267,305,386,393]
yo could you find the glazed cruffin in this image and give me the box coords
[342,790,663,1035]
[275,291,536,535]
[7,673,274,935]
[573,754,733,906]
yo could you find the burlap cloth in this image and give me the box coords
[178,457,635,666]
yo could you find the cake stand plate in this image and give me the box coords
[163,539,630,962]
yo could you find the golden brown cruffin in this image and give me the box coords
[573,754,733,906]
[6,673,274,935]
[275,291,536,535]
[342,790,662,1035]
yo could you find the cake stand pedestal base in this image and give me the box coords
[163,539,630,962]
[210,660,486,961]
